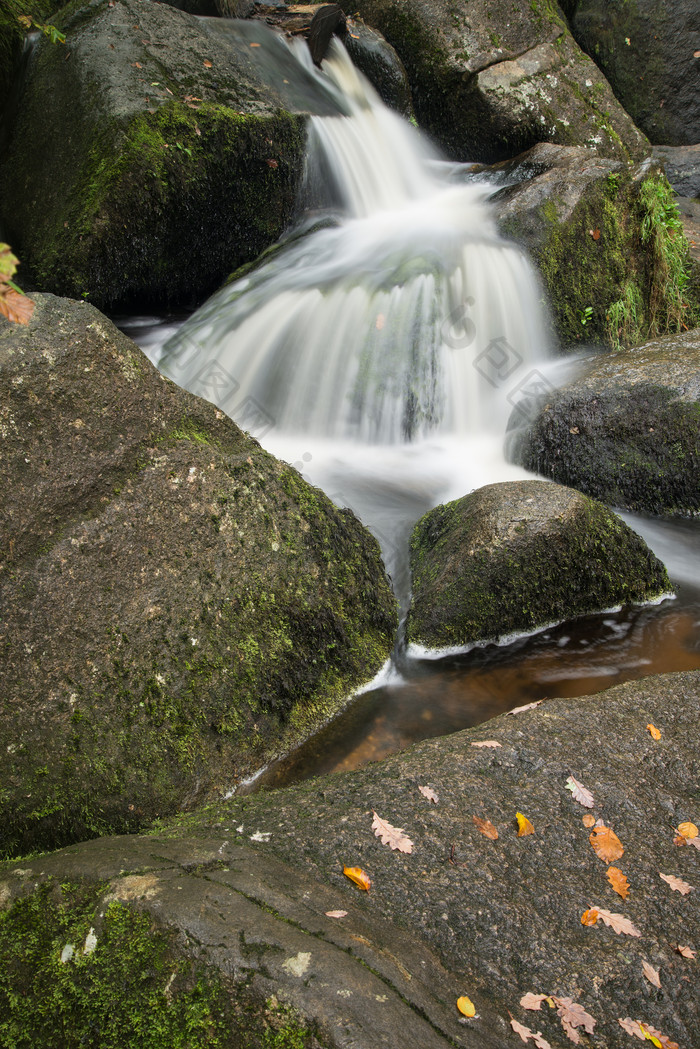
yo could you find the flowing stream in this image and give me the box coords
[128,25,700,789]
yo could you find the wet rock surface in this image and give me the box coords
[2,670,699,1048]
[0,295,396,857]
[508,331,700,516]
[404,480,669,651]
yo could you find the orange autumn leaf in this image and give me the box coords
[203,58,213,67]
[677,821,698,840]
[607,866,630,899]
[589,824,624,863]
[343,865,370,891]
[582,813,596,828]
[456,995,475,1017]
[473,815,498,839]
[581,908,599,926]
[646,723,661,740]
[516,812,535,837]
[0,285,34,325]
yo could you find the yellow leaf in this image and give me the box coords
[343,865,370,891]
[677,822,698,840]
[456,995,475,1017]
[581,908,599,926]
[516,812,535,836]
[640,1025,663,1048]
[646,723,661,740]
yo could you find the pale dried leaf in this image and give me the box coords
[565,775,594,808]
[686,835,700,850]
[418,785,439,804]
[674,944,696,959]
[506,700,542,715]
[589,824,624,862]
[509,1017,552,1048]
[520,993,548,1011]
[582,814,596,828]
[594,907,641,937]
[606,865,630,899]
[642,961,661,988]
[659,872,692,895]
[470,740,502,748]
[618,1017,646,1040]
[553,996,596,1042]
[472,815,498,839]
[371,811,413,853]
[325,910,347,918]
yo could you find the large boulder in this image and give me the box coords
[2,670,699,1048]
[404,480,669,651]
[492,145,698,349]
[570,0,700,147]
[0,0,313,311]
[350,0,648,163]
[652,145,700,199]
[507,330,700,517]
[0,295,397,858]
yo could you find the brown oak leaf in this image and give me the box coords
[506,700,542,715]
[371,811,413,853]
[418,785,439,804]
[552,996,596,1044]
[589,824,624,862]
[565,775,594,808]
[473,815,498,839]
[509,1016,552,1048]
[0,285,34,325]
[520,993,548,1011]
[642,961,661,988]
[674,944,696,959]
[594,907,641,937]
[470,740,502,748]
[640,1024,679,1049]
[659,872,692,895]
[618,1017,646,1040]
[607,866,630,899]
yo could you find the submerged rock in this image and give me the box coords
[2,669,699,1047]
[405,480,670,651]
[0,0,309,311]
[507,330,700,517]
[492,144,698,349]
[0,295,397,857]
[350,0,648,163]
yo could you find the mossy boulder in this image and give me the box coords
[492,144,698,349]
[0,0,309,311]
[349,0,648,163]
[570,0,700,146]
[2,669,700,1047]
[405,480,670,651]
[0,294,397,858]
[507,330,700,517]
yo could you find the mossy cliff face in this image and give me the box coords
[508,330,700,516]
[405,480,670,650]
[0,295,397,859]
[0,0,306,311]
[350,0,648,162]
[493,145,698,349]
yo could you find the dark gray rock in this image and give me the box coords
[571,0,700,146]
[507,330,700,516]
[0,0,310,311]
[652,144,700,199]
[344,15,413,117]
[350,0,648,163]
[2,669,699,1047]
[404,480,669,650]
[0,294,396,857]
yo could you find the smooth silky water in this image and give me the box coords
[124,25,700,790]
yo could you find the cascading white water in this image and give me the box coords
[157,30,553,601]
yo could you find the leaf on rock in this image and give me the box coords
[343,866,371,891]
[618,1017,646,1040]
[418,785,439,804]
[203,58,213,67]
[372,811,413,853]
[659,872,693,895]
[581,908,599,926]
[642,961,661,988]
[674,944,696,959]
[607,866,630,899]
[516,812,535,836]
[640,1024,679,1049]
[325,910,347,918]
[509,1016,552,1048]
[470,740,502,748]
[473,815,499,839]
[594,907,641,936]
[520,993,548,1011]
[0,285,34,325]
[646,723,661,740]
[590,824,624,862]
[552,996,596,1043]
[506,701,542,715]
[677,822,698,840]
[456,995,475,1017]
[582,814,596,828]
[687,836,700,851]
[566,776,594,808]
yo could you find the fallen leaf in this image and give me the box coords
[673,835,686,847]
[607,866,630,899]
[520,993,548,1011]
[581,908,599,926]
[553,996,596,1042]
[566,776,594,808]
[203,58,213,67]
[510,1016,552,1048]
[640,1024,679,1049]
[456,995,475,1017]
[589,228,601,240]
[250,41,261,46]
[646,723,661,740]
[618,1017,646,1040]
[0,285,34,325]
[506,700,542,715]
[343,866,370,891]
[266,158,278,168]
[325,909,347,918]
[473,815,498,840]
[677,821,698,840]
[674,944,696,959]
[694,49,700,58]
[659,872,692,895]
[372,811,413,853]
[688,836,700,850]
[516,812,535,836]
[131,61,142,68]
[590,824,624,862]
[418,785,439,804]
[470,740,502,748]
[582,814,596,828]
[594,907,641,937]
[642,961,661,988]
